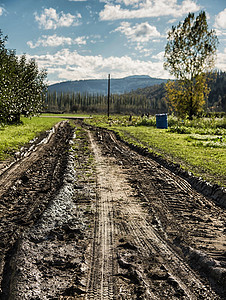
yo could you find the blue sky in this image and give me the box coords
[0,0,225,84]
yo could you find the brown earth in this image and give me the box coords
[0,120,225,299]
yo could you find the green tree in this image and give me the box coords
[164,11,218,119]
[16,55,47,119]
[0,30,47,124]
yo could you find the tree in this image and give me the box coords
[16,55,47,119]
[164,11,218,119]
[0,30,47,124]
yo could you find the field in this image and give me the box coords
[1,114,225,186]
[0,116,226,298]
[86,115,226,187]
[0,114,226,186]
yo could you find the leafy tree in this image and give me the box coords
[16,55,47,119]
[164,11,218,119]
[0,30,47,124]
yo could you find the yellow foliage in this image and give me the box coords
[166,74,210,118]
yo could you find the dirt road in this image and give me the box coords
[0,121,225,299]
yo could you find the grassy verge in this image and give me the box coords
[85,115,226,187]
[0,116,62,161]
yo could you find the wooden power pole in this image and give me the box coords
[107,74,110,117]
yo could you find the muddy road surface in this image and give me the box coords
[0,120,225,299]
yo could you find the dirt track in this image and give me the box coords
[0,120,225,299]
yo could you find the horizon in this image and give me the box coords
[48,74,168,86]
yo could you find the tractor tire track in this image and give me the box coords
[85,130,117,299]
[84,127,221,299]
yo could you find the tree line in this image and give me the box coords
[46,71,226,116]
[0,30,47,124]
[45,87,168,115]
[208,71,226,112]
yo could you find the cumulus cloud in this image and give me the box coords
[74,36,87,45]
[35,8,81,30]
[99,0,200,20]
[152,51,165,61]
[216,48,226,72]
[27,48,169,82]
[116,0,140,7]
[27,35,72,48]
[214,9,226,29]
[115,21,161,43]
[0,7,5,16]
[27,34,86,48]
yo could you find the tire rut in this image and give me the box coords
[0,121,74,298]
[85,127,221,299]
[85,130,117,299]
[87,126,225,299]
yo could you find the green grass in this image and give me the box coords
[0,113,93,162]
[41,113,91,118]
[0,116,62,161]
[85,115,226,187]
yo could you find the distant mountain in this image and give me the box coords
[48,75,168,95]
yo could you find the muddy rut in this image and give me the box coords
[0,121,225,299]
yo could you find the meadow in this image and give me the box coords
[86,115,226,187]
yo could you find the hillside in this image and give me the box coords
[46,72,226,115]
[48,75,168,95]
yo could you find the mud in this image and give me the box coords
[0,120,225,299]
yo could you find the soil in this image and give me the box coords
[0,120,225,299]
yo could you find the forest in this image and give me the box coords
[45,85,167,115]
[45,71,226,116]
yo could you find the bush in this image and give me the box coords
[169,125,193,134]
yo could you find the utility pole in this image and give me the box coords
[107,74,110,118]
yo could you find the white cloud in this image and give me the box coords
[134,45,152,57]
[74,36,87,45]
[152,51,165,61]
[99,0,114,3]
[27,34,86,48]
[168,18,177,24]
[0,7,5,16]
[115,21,161,42]
[99,0,200,20]
[216,48,226,72]
[89,34,103,44]
[116,0,140,7]
[214,9,226,29]
[27,48,169,82]
[35,8,81,30]
[28,35,72,48]
[215,29,226,37]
